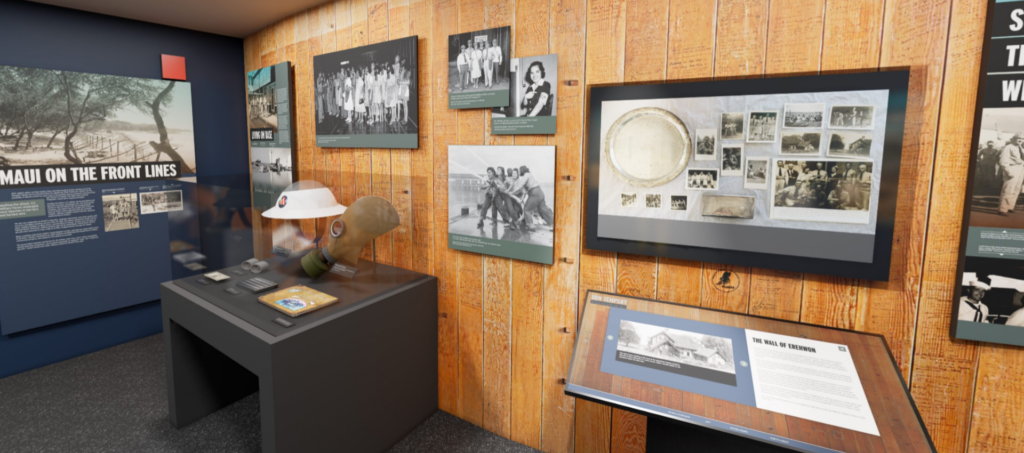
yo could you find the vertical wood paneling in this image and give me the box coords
[916,1,986,452]
[456,0,486,428]
[321,3,341,244]
[575,0,626,450]
[368,0,394,264]
[506,0,544,446]
[432,0,460,415]
[665,0,716,82]
[335,1,358,214]
[821,0,885,72]
[309,6,328,246]
[609,0,670,449]
[658,0,714,313]
[409,0,435,277]
[969,345,1024,452]
[352,0,375,261]
[388,0,413,271]
[483,254,512,437]
[480,0,516,439]
[713,0,768,79]
[295,14,317,243]
[699,0,768,317]
[237,0,1011,451]
[749,0,824,322]
[801,0,885,329]
[511,260,543,448]
[540,0,588,447]
[869,0,954,379]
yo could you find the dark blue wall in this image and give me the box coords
[0,0,247,378]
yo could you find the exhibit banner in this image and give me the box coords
[447,26,511,109]
[491,54,558,135]
[447,145,555,265]
[585,72,909,281]
[0,64,212,334]
[312,36,419,149]
[247,62,295,211]
[247,62,292,149]
[567,291,936,453]
[952,0,1024,347]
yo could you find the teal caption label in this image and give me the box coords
[448,233,553,265]
[450,89,510,109]
[0,199,46,220]
[966,226,1024,260]
[492,116,556,135]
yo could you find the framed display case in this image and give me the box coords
[584,71,910,281]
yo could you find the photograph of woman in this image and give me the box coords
[491,54,558,134]
[520,61,553,117]
[313,36,418,148]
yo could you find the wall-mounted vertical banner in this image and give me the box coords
[247,62,295,211]
[954,0,1024,346]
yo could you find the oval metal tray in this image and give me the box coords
[604,107,692,187]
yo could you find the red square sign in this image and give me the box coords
[161,54,186,81]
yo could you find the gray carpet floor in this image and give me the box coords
[0,334,538,453]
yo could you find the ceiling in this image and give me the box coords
[29,0,327,38]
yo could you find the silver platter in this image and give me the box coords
[604,107,691,187]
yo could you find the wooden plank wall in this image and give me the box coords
[241,0,1023,451]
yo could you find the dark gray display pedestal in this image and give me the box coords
[161,258,438,453]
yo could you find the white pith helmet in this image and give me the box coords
[261,180,347,220]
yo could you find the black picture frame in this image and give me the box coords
[950,0,1024,346]
[584,71,910,282]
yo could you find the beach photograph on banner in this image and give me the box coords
[0,64,196,174]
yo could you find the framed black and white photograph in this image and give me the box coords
[645,193,662,209]
[746,111,778,143]
[448,26,511,109]
[622,193,638,207]
[720,112,745,140]
[783,103,825,128]
[313,36,418,149]
[827,131,873,158]
[744,156,769,190]
[686,169,719,190]
[586,71,908,281]
[102,193,140,232]
[828,105,875,129]
[780,131,822,156]
[492,53,557,135]
[251,147,294,211]
[702,195,755,219]
[670,195,688,211]
[770,159,873,224]
[140,190,183,214]
[448,145,555,265]
[695,128,717,161]
[721,145,743,176]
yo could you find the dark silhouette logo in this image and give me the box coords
[278,195,288,208]
[712,270,739,293]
